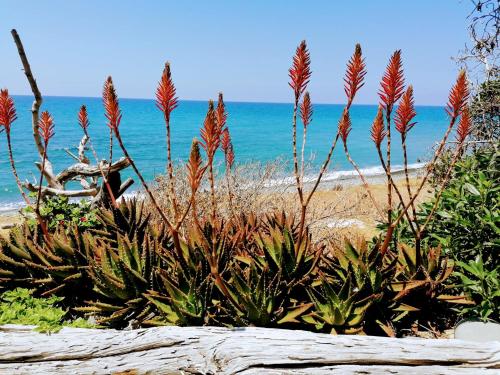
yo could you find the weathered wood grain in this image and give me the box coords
[0,325,498,374]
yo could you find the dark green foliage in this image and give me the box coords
[455,259,499,321]
[426,147,499,266]
[0,223,92,299]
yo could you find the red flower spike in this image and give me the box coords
[221,127,235,169]
[379,50,405,109]
[456,106,472,143]
[395,86,417,134]
[78,105,90,131]
[200,100,220,159]
[187,138,205,191]
[38,111,55,145]
[289,40,311,101]
[156,62,178,121]
[371,106,386,147]
[0,89,18,133]
[344,44,367,103]
[103,76,122,132]
[221,127,231,154]
[226,143,235,169]
[446,70,469,118]
[216,92,227,132]
[338,110,352,144]
[299,91,313,127]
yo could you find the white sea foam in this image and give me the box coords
[261,162,426,188]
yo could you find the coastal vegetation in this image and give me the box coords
[0,28,497,338]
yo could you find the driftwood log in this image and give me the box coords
[0,325,498,374]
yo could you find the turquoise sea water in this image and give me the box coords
[0,96,451,211]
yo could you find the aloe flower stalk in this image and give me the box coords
[0,89,50,239]
[0,89,27,203]
[378,50,405,227]
[394,86,419,227]
[289,41,311,208]
[371,106,418,237]
[200,100,221,223]
[156,62,179,219]
[186,138,206,224]
[221,127,235,214]
[289,41,312,247]
[299,91,313,183]
[103,77,117,191]
[35,111,55,214]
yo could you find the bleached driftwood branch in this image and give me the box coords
[10,29,134,204]
[11,29,58,188]
[23,184,98,197]
[0,325,498,374]
[55,157,130,185]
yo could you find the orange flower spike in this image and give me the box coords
[395,86,417,134]
[200,100,220,158]
[78,105,90,131]
[226,144,235,169]
[0,89,18,133]
[371,106,386,147]
[221,127,235,169]
[446,70,469,118]
[221,127,231,154]
[289,40,311,101]
[187,138,205,191]
[344,44,367,104]
[299,91,313,127]
[156,62,178,121]
[216,92,227,132]
[103,76,122,133]
[379,50,405,110]
[456,106,472,143]
[338,110,352,145]
[38,111,55,145]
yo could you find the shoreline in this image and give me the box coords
[0,163,426,217]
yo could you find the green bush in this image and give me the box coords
[0,288,94,333]
[395,146,499,321]
[25,195,100,232]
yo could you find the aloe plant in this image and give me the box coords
[220,213,318,327]
[0,222,92,300]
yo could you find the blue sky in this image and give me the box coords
[1,1,471,105]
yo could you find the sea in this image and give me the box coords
[0,96,451,213]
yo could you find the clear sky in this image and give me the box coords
[1,1,471,105]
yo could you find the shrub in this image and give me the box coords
[24,195,100,232]
[394,146,499,322]
[0,288,93,333]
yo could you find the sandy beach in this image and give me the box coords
[0,167,430,242]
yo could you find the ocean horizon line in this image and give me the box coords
[9,94,446,108]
